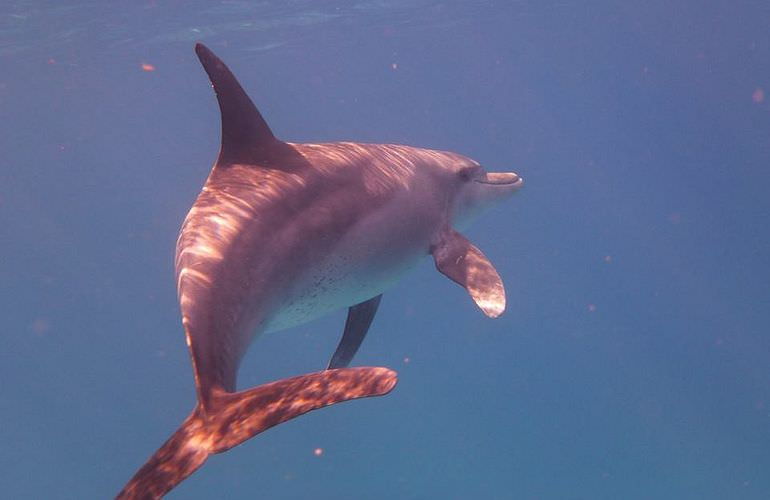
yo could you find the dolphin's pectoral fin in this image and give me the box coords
[327,295,383,369]
[431,229,506,318]
[117,367,397,499]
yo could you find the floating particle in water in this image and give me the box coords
[752,87,764,103]
[30,318,50,335]
[141,62,156,72]
[313,447,323,457]
[587,304,597,313]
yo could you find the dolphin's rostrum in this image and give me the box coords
[117,43,522,499]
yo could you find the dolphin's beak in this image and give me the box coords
[476,172,523,189]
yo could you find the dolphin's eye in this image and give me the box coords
[458,166,481,182]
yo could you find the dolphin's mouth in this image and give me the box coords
[475,172,523,187]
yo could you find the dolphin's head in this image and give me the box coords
[440,154,523,230]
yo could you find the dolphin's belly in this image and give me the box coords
[265,249,420,333]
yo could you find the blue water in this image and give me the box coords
[2,1,769,498]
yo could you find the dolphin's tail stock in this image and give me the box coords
[116,367,397,499]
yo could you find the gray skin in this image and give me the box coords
[179,44,523,409]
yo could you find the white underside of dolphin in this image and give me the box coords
[117,43,523,499]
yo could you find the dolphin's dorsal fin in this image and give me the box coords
[195,43,285,166]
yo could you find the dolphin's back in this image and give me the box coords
[175,141,431,397]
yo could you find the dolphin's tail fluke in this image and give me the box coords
[116,367,397,499]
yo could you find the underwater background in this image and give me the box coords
[1,1,769,498]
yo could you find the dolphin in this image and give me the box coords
[117,43,522,499]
